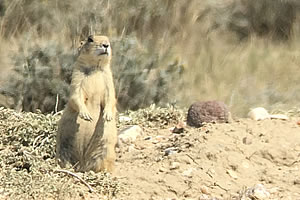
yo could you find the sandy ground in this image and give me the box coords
[114,118,300,200]
[1,108,300,200]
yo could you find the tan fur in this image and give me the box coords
[56,35,117,172]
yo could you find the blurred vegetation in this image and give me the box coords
[0,107,121,199]
[3,41,74,113]
[0,0,299,116]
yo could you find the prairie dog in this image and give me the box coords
[56,35,117,172]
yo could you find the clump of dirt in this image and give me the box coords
[0,107,121,199]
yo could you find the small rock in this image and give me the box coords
[144,136,152,140]
[119,115,132,122]
[200,186,210,195]
[269,114,289,120]
[152,136,165,144]
[252,184,270,199]
[171,126,185,134]
[294,179,300,185]
[243,184,270,200]
[158,178,165,183]
[182,168,194,178]
[170,121,186,134]
[155,135,165,141]
[159,167,168,173]
[118,125,143,144]
[164,147,178,156]
[169,162,180,170]
[187,101,229,127]
[242,161,250,169]
[242,137,252,145]
[248,107,270,121]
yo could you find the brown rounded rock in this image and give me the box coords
[187,101,229,127]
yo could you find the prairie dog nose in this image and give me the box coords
[103,44,109,48]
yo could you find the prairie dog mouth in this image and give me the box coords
[95,48,109,56]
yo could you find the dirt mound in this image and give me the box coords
[1,106,300,199]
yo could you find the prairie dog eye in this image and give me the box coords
[87,36,94,43]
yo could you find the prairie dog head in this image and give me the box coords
[78,35,112,67]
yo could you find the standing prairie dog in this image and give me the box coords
[56,35,117,172]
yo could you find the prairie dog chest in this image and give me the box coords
[79,66,106,97]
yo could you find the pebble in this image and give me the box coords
[164,147,178,156]
[241,184,270,200]
[144,136,152,140]
[152,136,165,144]
[119,115,132,122]
[242,161,250,169]
[200,186,210,195]
[169,162,180,170]
[242,137,252,145]
[158,178,165,183]
[159,167,168,173]
[252,184,270,199]
[170,122,186,134]
[182,168,194,178]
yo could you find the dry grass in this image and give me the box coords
[0,0,299,116]
[0,107,121,199]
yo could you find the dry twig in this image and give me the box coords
[55,169,94,193]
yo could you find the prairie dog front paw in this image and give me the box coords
[79,108,93,121]
[103,108,113,121]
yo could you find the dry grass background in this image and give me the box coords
[0,0,299,116]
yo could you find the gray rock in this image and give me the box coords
[118,125,143,144]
